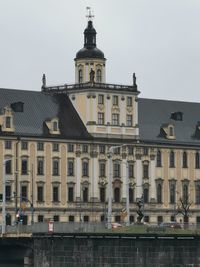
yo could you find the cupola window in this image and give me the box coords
[96,69,102,83]
[78,69,83,83]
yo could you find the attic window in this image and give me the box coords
[169,126,174,137]
[53,121,58,132]
[5,117,11,128]
[171,111,183,121]
[10,102,24,112]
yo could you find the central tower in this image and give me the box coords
[74,8,106,84]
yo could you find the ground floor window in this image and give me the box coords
[38,215,44,222]
[115,215,121,223]
[69,215,74,222]
[157,216,163,224]
[83,215,89,222]
[53,215,59,222]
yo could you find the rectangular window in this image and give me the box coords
[6,185,11,201]
[98,112,104,125]
[83,215,89,222]
[99,162,106,177]
[129,164,134,178]
[113,163,120,178]
[68,160,74,176]
[143,147,148,155]
[113,95,118,106]
[127,97,132,107]
[82,145,88,153]
[82,161,89,177]
[69,215,74,222]
[99,145,105,154]
[5,160,12,174]
[53,215,59,222]
[143,165,149,178]
[114,147,120,155]
[5,117,11,128]
[112,114,119,126]
[126,115,133,126]
[128,146,134,155]
[37,186,44,202]
[83,187,88,202]
[100,187,106,202]
[68,144,74,153]
[37,142,44,151]
[21,141,28,150]
[37,158,44,175]
[21,185,27,200]
[53,186,59,202]
[68,187,74,202]
[38,215,44,222]
[21,159,28,175]
[5,140,12,149]
[53,143,59,152]
[98,94,104,105]
[52,159,59,176]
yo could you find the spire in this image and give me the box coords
[84,7,96,49]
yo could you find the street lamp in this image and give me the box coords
[2,158,11,235]
[107,144,129,229]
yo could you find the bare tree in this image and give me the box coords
[177,197,192,227]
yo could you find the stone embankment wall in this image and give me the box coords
[33,235,200,267]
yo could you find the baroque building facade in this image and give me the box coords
[1,15,200,226]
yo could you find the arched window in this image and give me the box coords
[183,184,188,204]
[114,187,120,203]
[170,184,176,204]
[78,69,83,83]
[157,184,162,203]
[196,185,200,204]
[196,152,200,169]
[183,152,187,168]
[169,151,175,168]
[96,69,102,83]
[156,150,162,167]
[129,188,134,203]
[143,188,149,203]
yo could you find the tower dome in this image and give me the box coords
[75,20,105,60]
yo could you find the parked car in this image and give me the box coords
[111,223,122,229]
[160,222,182,229]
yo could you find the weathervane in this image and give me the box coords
[86,7,94,21]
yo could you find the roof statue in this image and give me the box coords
[133,73,137,87]
[90,69,95,83]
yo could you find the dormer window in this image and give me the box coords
[171,111,183,121]
[160,123,175,140]
[169,126,174,137]
[53,121,58,132]
[0,106,15,132]
[5,116,11,128]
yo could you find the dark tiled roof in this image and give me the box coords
[0,88,91,139]
[138,98,200,145]
[1,88,200,145]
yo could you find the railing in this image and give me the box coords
[1,222,106,235]
[42,82,138,94]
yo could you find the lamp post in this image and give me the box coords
[126,162,130,226]
[107,144,129,229]
[2,159,11,235]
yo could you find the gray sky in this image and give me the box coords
[0,0,200,102]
